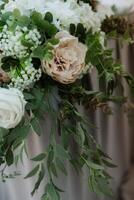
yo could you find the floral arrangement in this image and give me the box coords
[0,0,134,199]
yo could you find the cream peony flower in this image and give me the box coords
[0,88,26,129]
[42,31,87,84]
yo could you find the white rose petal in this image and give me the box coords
[0,88,26,129]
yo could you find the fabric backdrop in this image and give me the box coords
[0,13,134,200]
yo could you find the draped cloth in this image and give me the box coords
[0,13,134,200]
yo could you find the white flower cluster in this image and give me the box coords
[2,0,114,33]
[3,0,46,16]
[0,25,41,58]
[25,29,41,50]
[74,1,101,33]
[9,59,42,90]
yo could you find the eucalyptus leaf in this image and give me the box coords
[31,164,45,196]
[31,117,42,136]
[50,163,58,177]
[46,183,60,200]
[6,149,14,166]
[87,161,104,170]
[56,158,67,176]
[31,153,46,161]
[55,144,70,160]
[24,165,40,179]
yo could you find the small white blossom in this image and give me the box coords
[0,25,41,59]
[9,59,42,90]
[3,0,46,16]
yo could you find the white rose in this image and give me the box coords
[0,88,26,129]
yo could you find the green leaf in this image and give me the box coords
[46,183,60,200]
[24,92,35,100]
[96,177,113,197]
[32,44,54,60]
[47,149,54,164]
[32,46,45,59]
[1,12,12,22]
[21,38,34,48]
[41,194,49,200]
[47,38,59,45]
[24,165,40,179]
[13,9,21,18]
[8,124,30,144]
[75,124,85,146]
[43,52,53,61]
[50,163,58,177]
[17,16,31,27]
[44,12,53,23]
[75,23,86,42]
[87,161,104,170]
[102,159,117,168]
[1,56,20,72]
[31,117,42,136]
[31,164,45,196]
[88,175,96,192]
[31,153,46,161]
[69,23,76,35]
[55,144,70,160]
[56,158,67,176]
[6,149,14,166]
[31,11,49,31]
[0,128,9,136]
[46,24,58,37]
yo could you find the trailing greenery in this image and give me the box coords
[0,2,133,200]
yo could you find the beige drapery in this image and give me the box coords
[0,13,134,200]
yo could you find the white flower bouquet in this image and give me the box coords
[0,0,133,199]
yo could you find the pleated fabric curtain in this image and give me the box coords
[0,13,134,200]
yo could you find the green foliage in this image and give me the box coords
[31,11,57,38]
[31,164,45,196]
[0,10,58,65]
[32,44,53,60]
[24,87,118,199]
[30,117,42,136]
[44,12,53,23]
[69,23,86,43]
[0,82,130,200]
[6,148,14,166]
[45,183,60,200]
[31,153,46,162]
[58,100,115,197]
[0,5,134,200]
[86,31,122,94]
[24,165,40,179]
[1,57,20,72]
